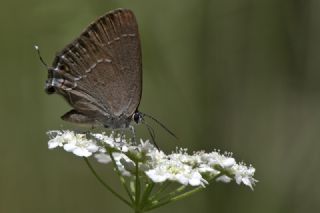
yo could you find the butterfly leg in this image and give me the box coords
[119,129,125,144]
[129,125,136,144]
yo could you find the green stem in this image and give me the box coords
[143,185,187,211]
[145,185,204,211]
[144,173,226,211]
[83,158,131,207]
[134,161,141,210]
[140,182,155,209]
[149,182,171,201]
[109,152,134,204]
[157,185,186,202]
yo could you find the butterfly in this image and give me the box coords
[36,8,176,143]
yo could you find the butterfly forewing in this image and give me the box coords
[47,9,142,127]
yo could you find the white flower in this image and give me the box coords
[63,137,99,157]
[47,130,70,149]
[145,168,168,183]
[112,153,134,176]
[146,150,167,164]
[231,164,257,190]
[200,152,236,168]
[138,140,157,153]
[47,131,99,157]
[48,135,64,149]
[94,153,111,164]
[216,175,232,183]
[146,160,207,187]
[92,133,118,148]
[197,164,219,175]
[125,140,156,160]
[47,130,257,189]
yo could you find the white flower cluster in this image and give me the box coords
[47,130,257,189]
[47,130,100,157]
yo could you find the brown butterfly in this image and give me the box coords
[36,8,176,143]
[45,9,142,129]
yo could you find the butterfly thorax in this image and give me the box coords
[101,114,132,129]
[102,111,142,128]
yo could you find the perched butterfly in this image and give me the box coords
[36,8,176,143]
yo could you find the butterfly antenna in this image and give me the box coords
[34,45,48,69]
[142,119,160,150]
[142,112,178,140]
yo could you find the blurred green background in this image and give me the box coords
[1,0,320,212]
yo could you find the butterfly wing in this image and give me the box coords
[46,9,142,125]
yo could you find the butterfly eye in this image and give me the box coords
[133,112,142,124]
[45,86,56,94]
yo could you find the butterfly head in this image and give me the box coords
[44,68,57,94]
[45,85,56,94]
[132,111,144,124]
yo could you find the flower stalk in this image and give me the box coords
[83,158,131,207]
